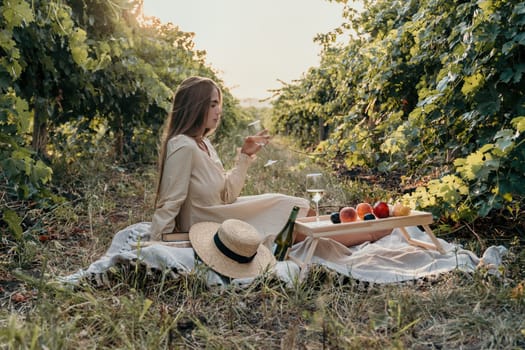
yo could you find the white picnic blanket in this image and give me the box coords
[61,222,507,286]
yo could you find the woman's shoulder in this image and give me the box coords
[167,134,198,154]
[167,134,197,147]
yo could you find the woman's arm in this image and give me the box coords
[149,141,194,240]
[219,133,269,203]
[221,151,255,203]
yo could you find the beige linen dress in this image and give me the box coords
[150,134,310,240]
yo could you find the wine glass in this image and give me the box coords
[306,173,325,225]
[248,120,278,167]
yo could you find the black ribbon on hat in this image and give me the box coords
[213,232,257,264]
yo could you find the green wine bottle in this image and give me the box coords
[273,206,300,261]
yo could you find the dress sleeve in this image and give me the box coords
[149,141,194,240]
[221,150,255,204]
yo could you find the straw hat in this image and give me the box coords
[189,219,276,279]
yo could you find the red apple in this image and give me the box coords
[373,201,390,218]
[356,202,373,220]
[339,206,358,223]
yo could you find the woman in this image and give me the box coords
[149,76,311,241]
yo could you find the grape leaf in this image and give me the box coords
[3,209,23,240]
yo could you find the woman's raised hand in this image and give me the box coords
[240,129,271,156]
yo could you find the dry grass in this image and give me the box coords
[1,136,524,349]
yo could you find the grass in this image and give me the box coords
[1,134,524,349]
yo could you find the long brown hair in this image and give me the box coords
[155,76,222,205]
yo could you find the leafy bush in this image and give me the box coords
[0,0,245,242]
[404,117,525,221]
[272,0,525,221]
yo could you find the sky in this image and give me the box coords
[142,0,352,101]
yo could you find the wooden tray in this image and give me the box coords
[295,210,434,238]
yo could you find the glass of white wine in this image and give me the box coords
[306,172,325,225]
[248,120,278,167]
